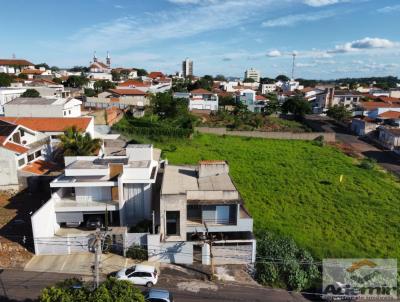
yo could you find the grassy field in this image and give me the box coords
[137,133,400,261]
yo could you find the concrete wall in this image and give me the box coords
[195,127,335,142]
[148,234,193,264]
[34,235,90,255]
[212,242,254,264]
[0,148,18,186]
[4,104,65,118]
[159,194,187,242]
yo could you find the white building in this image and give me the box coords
[4,97,82,118]
[31,144,160,255]
[282,80,303,92]
[182,58,193,78]
[261,84,277,94]
[188,89,219,112]
[0,120,51,188]
[0,88,27,115]
[244,68,260,83]
[0,59,34,74]
[314,89,362,114]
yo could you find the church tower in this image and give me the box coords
[106,51,111,68]
[93,51,98,63]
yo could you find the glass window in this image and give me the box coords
[18,158,25,167]
[166,211,180,236]
[27,153,34,162]
[34,150,42,158]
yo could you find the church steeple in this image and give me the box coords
[93,51,98,63]
[106,51,111,68]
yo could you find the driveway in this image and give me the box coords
[23,253,142,276]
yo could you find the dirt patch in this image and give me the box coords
[177,280,218,293]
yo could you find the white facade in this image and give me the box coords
[244,68,260,82]
[0,88,27,115]
[282,80,303,92]
[261,84,277,94]
[188,90,219,111]
[182,58,193,77]
[4,97,82,118]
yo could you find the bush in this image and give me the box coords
[255,232,319,291]
[126,244,147,261]
[313,135,325,147]
[130,219,152,233]
[359,158,376,170]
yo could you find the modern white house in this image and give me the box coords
[236,89,266,113]
[148,161,256,265]
[261,84,277,94]
[314,88,362,114]
[0,120,51,188]
[4,97,82,118]
[188,89,219,112]
[31,144,160,255]
[282,79,303,92]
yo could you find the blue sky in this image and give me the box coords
[0,0,399,79]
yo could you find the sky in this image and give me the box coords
[0,0,399,79]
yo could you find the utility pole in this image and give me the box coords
[93,230,102,289]
[195,223,217,279]
[291,52,296,80]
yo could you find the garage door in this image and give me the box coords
[56,212,83,223]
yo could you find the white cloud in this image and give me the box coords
[296,62,316,67]
[330,37,397,53]
[262,10,335,27]
[377,5,400,13]
[114,4,124,9]
[266,50,282,57]
[303,0,348,7]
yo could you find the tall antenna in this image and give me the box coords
[291,52,296,80]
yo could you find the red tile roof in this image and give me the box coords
[0,59,34,66]
[118,80,150,87]
[3,142,29,154]
[256,95,267,101]
[379,96,400,103]
[108,89,146,96]
[21,69,43,75]
[360,102,400,110]
[22,160,59,175]
[90,62,109,69]
[0,117,92,132]
[191,88,213,95]
[378,111,400,119]
[148,71,164,79]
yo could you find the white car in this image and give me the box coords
[116,264,158,287]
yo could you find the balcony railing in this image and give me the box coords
[187,217,236,226]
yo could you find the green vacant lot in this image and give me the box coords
[151,133,400,260]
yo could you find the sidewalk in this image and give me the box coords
[24,252,159,276]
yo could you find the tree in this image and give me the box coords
[66,75,89,88]
[0,73,13,87]
[52,77,63,84]
[51,66,60,71]
[219,94,236,106]
[69,66,89,73]
[151,92,189,118]
[135,68,148,77]
[243,77,255,83]
[59,126,102,156]
[84,88,97,97]
[18,73,28,79]
[21,89,40,98]
[281,95,311,118]
[35,63,50,70]
[94,80,116,93]
[214,74,226,81]
[39,278,145,302]
[255,232,319,291]
[260,77,276,84]
[276,74,290,82]
[326,105,352,121]
[264,94,281,115]
[111,70,121,81]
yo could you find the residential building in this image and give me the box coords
[378,127,400,153]
[182,58,193,78]
[0,59,34,74]
[117,80,152,92]
[261,84,276,94]
[4,97,82,118]
[0,120,51,188]
[112,68,138,80]
[149,161,255,265]
[281,80,303,92]
[188,89,219,112]
[351,118,379,136]
[357,102,400,119]
[244,68,260,83]
[31,144,160,255]
[389,89,400,98]
[0,88,27,115]
[236,89,265,113]
[314,89,362,114]
[0,116,94,146]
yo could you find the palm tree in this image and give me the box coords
[59,126,102,156]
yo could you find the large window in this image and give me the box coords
[166,211,180,236]
[18,158,25,167]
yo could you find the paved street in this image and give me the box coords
[0,269,314,302]
[306,115,400,177]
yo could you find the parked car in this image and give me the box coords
[145,289,174,302]
[85,216,103,229]
[115,264,158,287]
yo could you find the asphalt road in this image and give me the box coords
[0,269,314,302]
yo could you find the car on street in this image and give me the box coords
[85,216,103,229]
[116,264,158,287]
[145,289,174,302]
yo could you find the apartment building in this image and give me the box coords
[182,58,193,78]
[244,68,260,83]
[148,161,255,265]
[314,88,362,113]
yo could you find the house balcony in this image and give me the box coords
[54,197,118,212]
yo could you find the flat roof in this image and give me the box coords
[162,165,237,195]
[7,97,60,105]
